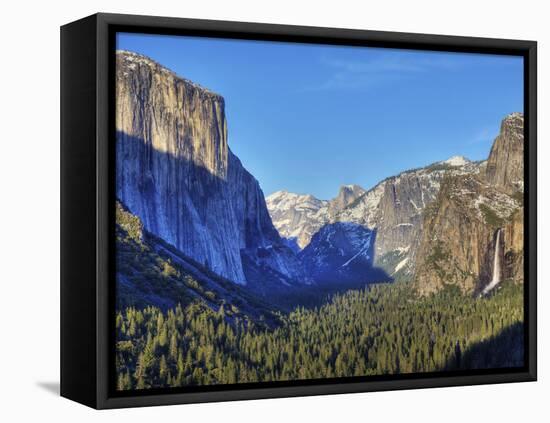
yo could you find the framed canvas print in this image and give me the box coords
[60,13,537,409]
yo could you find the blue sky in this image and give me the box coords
[117,33,523,200]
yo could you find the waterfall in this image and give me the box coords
[492,229,502,284]
[482,229,502,295]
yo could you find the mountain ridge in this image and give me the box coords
[267,155,484,278]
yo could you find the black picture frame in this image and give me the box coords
[61,12,537,409]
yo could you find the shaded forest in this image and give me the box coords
[115,281,524,390]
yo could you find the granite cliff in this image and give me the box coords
[115,50,303,289]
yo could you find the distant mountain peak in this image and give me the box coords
[340,184,363,192]
[501,112,524,132]
[329,184,366,216]
[266,191,329,250]
[267,190,322,203]
[441,156,471,167]
[267,190,290,200]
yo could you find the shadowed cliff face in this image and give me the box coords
[115,201,282,326]
[298,222,390,284]
[115,50,303,286]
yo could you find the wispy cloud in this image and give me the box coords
[468,126,497,145]
[304,52,464,92]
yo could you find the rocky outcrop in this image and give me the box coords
[485,113,524,193]
[413,175,522,295]
[503,209,524,284]
[115,50,302,287]
[328,185,366,216]
[414,114,524,295]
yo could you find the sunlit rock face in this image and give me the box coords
[485,112,524,193]
[115,50,302,286]
[266,191,329,250]
[414,114,524,295]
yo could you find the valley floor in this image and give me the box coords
[115,281,524,390]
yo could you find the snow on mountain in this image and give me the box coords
[265,185,365,250]
[265,191,329,250]
[440,155,471,167]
